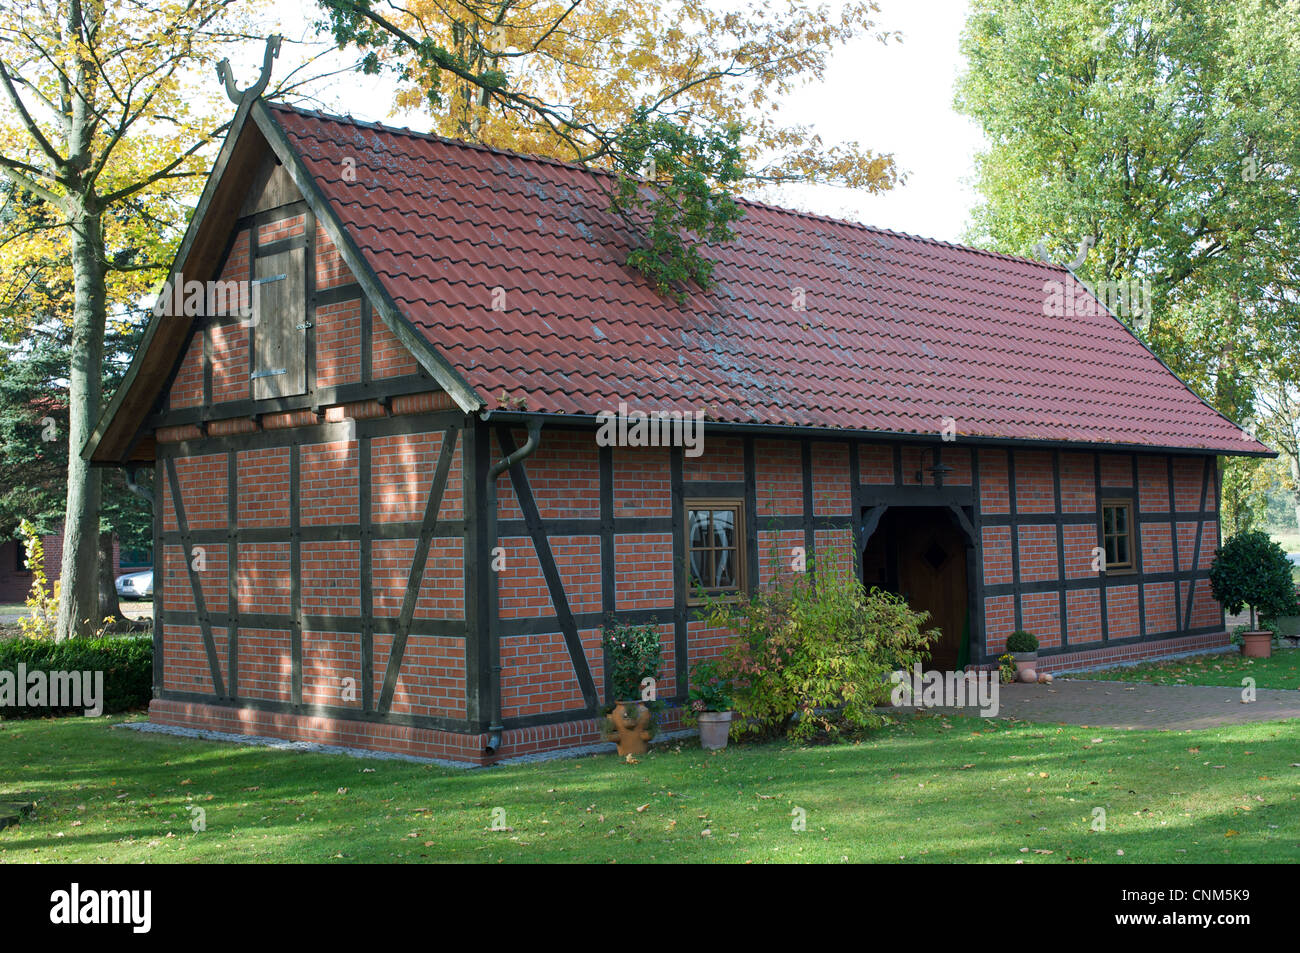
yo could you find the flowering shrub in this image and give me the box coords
[601,618,663,702]
[998,653,1017,684]
[699,546,934,741]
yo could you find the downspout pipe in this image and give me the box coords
[482,418,542,756]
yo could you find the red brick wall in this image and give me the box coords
[754,439,801,516]
[499,627,604,719]
[159,433,468,713]
[151,419,1230,762]
[372,320,419,378]
[171,337,204,409]
[154,198,468,715]
[373,633,467,718]
[486,434,1228,721]
[859,443,893,484]
[978,449,1222,656]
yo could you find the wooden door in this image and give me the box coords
[895,511,968,670]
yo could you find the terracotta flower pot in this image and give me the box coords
[606,701,654,756]
[1241,631,1273,659]
[1012,651,1038,683]
[697,710,733,750]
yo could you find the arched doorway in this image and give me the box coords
[862,506,971,670]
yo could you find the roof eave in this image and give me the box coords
[478,408,1276,458]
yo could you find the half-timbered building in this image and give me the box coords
[85,92,1268,763]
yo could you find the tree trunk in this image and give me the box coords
[55,205,106,640]
[98,529,122,625]
[1288,456,1300,533]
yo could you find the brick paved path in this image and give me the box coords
[936,679,1300,729]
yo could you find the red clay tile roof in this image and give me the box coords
[269,103,1264,454]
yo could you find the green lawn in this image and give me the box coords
[1073,648,1300,690]
[1,713,1297,863]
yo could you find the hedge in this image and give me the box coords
[0,634,152,718]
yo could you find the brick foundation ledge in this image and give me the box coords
[148,699,686,766]
[976,631,1233,676]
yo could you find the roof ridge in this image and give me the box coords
[267,100,1066,273]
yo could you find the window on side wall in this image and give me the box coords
[686,500,745,602]
[1100,499,1136,572]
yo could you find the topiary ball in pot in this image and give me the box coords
[1005,630,1039,682]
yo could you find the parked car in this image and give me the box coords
[115,569,153,599]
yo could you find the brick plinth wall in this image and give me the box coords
[1032,631,1232,674]
[149,633,1228,763]
[149,699,686,765]
[970,630,1232,675]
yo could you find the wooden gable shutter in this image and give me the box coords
[251,246,307,399]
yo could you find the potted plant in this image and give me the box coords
[1005,630,1039,682]
[687,659,734,750]
[600,619,663,756]
[1209,530,1299,659]
[997,653,1017,685]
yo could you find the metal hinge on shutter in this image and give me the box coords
[251,274,286,285]
[251,367,287,380]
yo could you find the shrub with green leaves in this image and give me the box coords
[610,108,746,301]
[0,634,151,718]
[687,659,733,715]
[699,547,934,741]
[1209,530,1299,630]
[601,618,663,703]
[1005,630,1039,654]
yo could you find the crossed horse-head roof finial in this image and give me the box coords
[215,35,282,105]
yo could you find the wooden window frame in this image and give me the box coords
[1100,498,1137,574]
[684,498,746,604]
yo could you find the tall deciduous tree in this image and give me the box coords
[955,0,1300,426]
[315,0,902,293]
[0,0,258,637]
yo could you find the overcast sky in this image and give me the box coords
[754,0,985,244]
[263,0,984,244]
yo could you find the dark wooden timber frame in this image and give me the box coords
[495,425,599,712]
[852,442,1223,665]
